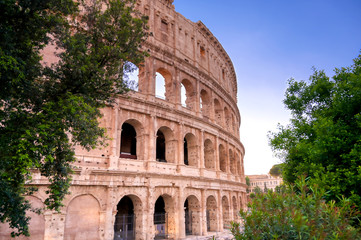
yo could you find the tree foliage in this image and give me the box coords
[269,163,283,177]
[0,0,148,236]
[232,177,361,239]
[269,53,361,210]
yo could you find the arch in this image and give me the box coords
[0,196,45,240]
[235,152,241,176]
[222,196,230,229]
[184,195,201,236]
[214,99,223,126]
[154,194,176,238]
[200,89,210,118]
[219,144,227,172]
[156,126,176,163]
[155,68,172,100]
[204,139,215,170]
[123,61,139,91]
[232,196,238,221]
[120,119,144,160]
[184,133,198,167]
[114,195,143,240]
[229,149,236,174]
[206,195,217,232]
[120,123,137,159]
[181,79,195,110]
[64,194,100,240]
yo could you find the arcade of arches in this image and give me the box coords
[0,0,247,239]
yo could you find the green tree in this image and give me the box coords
[231,177,360,239]
[0,0,148,236]
[269,53,361,210]
[269,163,283,177]
[245,176,250,193]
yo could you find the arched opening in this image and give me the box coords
[181,79,195,110]
[232,196,238,221]
[184,137,188,165]
[120,123,137,159]
[156,130,166,162]
[200,89,210,118]
[154,195,175,239]
[184,133,198,167]
[114,196,134,240]
[154,197,166,238]
[64,195,100,240]
[206,196,217,232]
[214,99,223,126]
[155,72,166,99]
[156,127,176,164]
[123,62,139,91]
[204,139,215,170]
[229,149,235,174]
[222,196,230,229]
[184,195,201,236]
[219,144,227,172]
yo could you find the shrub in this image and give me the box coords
[232,177,360,239]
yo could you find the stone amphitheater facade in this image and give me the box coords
[0,0,246,239]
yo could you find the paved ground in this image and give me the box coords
[182,230,234,240]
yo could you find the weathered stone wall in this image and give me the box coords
[0,0,246,239]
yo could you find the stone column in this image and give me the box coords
[177,123,184,171]
[178,187,186,239]
[217,190,223,232]
[199,130,205,177]
[109,100,120,169]
[103,186,116,240]
[200,189,207,236]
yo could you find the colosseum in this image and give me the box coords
[0,0,246,239]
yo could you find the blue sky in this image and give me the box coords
[173,0,361,174]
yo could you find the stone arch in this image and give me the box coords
[114,194,143,240]
[0,196,45,240]
[200,89,211,118]
[123,61,139,91]
[204,139,215,170]
[214,98,223,125]
[153,194,176,238]
[64,194,100,240]
[222,196,230,229]
[232,196,238,221]
[120,119,144,160]
[206,195,218,232]
[184,195,201,236]
[229,149,236,175]
[219,144,227,172]
[180,79,196,110]
[184,133,198,167]
[155,68,173,101]
[156,126,176,163]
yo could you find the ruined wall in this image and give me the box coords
[0,0,246,239]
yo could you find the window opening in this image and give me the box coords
[156,130,166,162]
[184,138,188,165]
[123,62,139,91]
[181,83,187,107]
[120,123,137,159]
[155,72,166,99]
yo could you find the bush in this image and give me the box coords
[232,177,360,239]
